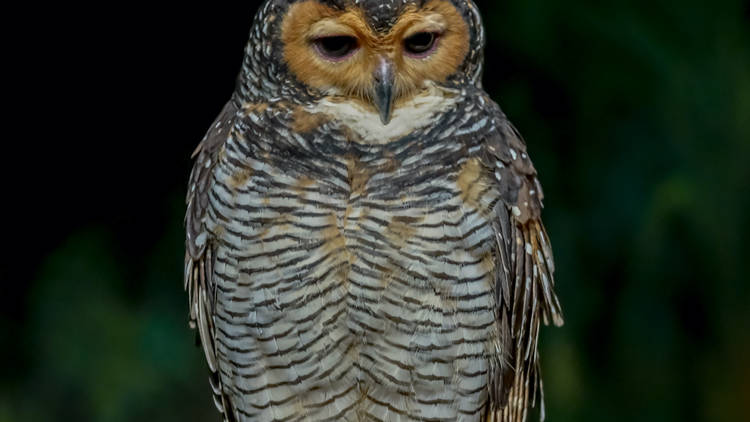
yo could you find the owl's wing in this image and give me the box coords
[479,111,564,422]
[185,101,238,422]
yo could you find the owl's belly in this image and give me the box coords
[208,159,500,421]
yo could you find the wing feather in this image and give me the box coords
[481,108,564,422]
[185,101,238,422]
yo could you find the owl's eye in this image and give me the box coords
[404,32,440,57]
[314,36,359,60]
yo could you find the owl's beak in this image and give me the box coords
[373,58,395,125]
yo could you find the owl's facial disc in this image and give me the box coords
[281,0,470,125]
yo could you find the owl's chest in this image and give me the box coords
[208,150,500,419]
[211,149,499,305]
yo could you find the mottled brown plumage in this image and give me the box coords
[185,1,562,421]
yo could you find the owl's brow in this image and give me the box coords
[308,0,451,41]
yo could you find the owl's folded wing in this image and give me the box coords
[185,101,239,422]
[479,112,564,422]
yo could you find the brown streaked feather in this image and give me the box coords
[291,105,332,133]
[185,100,238,422]
[482,111,563,422]
[188,0,561,419]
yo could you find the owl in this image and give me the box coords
[185,0,563,421]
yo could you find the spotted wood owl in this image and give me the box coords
[185,1,563,421]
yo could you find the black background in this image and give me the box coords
[6,3,256,315]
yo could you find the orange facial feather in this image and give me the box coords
[281,0,470,108]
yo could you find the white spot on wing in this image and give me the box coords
[195,232,207,248]
[455,117,488,136]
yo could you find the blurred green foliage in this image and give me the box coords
[3,0,749,421]
[479,0,750,420]
[2,202,216,422]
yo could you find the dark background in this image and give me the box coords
[3,0,749,420]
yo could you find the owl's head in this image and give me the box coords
[238,0,485,125]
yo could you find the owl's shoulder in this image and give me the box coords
[463,92,546,224]
[186,101,238,259]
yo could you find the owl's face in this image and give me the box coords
[262,0,481,125]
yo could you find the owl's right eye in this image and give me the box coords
[314,36,359,61]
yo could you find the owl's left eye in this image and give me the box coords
[404,32,440,57]
[314,36,359,61]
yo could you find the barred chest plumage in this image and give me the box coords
[205,95,504,421]
[187,1,563,420]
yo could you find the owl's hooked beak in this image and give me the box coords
[373,58,396,125]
